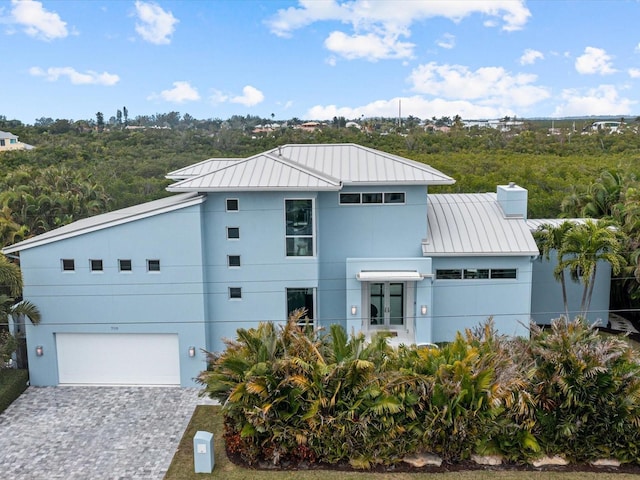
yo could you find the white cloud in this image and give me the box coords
[134,1,178,45]
[29,66,119,85]
[10,0,67,41]
[575,46,616,75]
[520,48,543,65]
[324,31,414,61]
[151,81,200,103]
[306,95,507,121]
[407,62,550,108]
[629,68,640,79]
[436,33,455,49]
[230,86,265,107]
[552,85,634,116]
[266,0,530,61]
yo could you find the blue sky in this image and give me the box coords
[3,0,640,124]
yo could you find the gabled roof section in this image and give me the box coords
[166,157,243,180]
[423,193,539,257]
[0,131,18,140]
[269,144,455,185]
[2,192,205,254]
[166,152,342,192]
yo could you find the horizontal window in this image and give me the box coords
[61,259,75,271]
[90,259,103,272]
[464,268,489,279]
[491,269,517,279]
[436,268,517,280]
[362,193,383,204]
[229,287,242,299]
[436,269,462,279]
[340,192,405,205]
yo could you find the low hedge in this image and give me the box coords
[0,369,29,414]
[199,317,640,468]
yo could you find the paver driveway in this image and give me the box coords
[0,386,214,480]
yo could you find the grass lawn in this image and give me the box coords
[164,405,640,480]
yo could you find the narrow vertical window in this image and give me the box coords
[286,288,315,328]
[285,199,313,257]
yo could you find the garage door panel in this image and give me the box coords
[56,333,180,385]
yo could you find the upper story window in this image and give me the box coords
[285,199,313,257]
[228,255,241,267]
[90,259,103,272]
[226,198,239,212]
[147,259,161,272]
[436,268,517,280]
[340,192,405,205]
[227,227,240,239]
[229,287,242,299]
[61,259,75,271]
[119,259,132,272]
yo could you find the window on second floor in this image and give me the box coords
[119,259,132,272]
[147,259,161,272]
[90,259,103,272]
[285,199,313,257]
[226,198,239,211]
[227,227,240,239]
[61,259,75,271]
[228,255,241,267]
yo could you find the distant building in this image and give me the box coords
[583,121,622,134]
[0,131,33,151]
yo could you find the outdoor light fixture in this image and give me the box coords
[188,346,196,357]
[351,305,357,316]
[35,345,44,356]
[420,305,428,315]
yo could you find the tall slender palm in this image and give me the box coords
[534,221,576,319]
[558,219,626,317]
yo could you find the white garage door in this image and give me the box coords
[56,333,180,385]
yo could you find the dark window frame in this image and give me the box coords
[61,259,75,271]
[147,259,161,272]
[226,198,239,212]
[90,259,104,272]
[119,259,132,272]
[229,287,242,299]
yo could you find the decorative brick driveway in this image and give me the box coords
[0,386,214,479]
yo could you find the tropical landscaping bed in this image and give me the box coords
[197,315,640,473]
[0,368,28,414]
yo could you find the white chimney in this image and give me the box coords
[497,183,528,219]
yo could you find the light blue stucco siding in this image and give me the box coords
[316,186,428,331]
[530,252,612,325]
[431,256,533,342]
[20,204,207,387]
[201,192,319,353]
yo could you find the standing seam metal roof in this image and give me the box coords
[423,193,539,256]
[166,144,454,192]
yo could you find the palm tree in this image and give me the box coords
[558,219,626,317]
[534,221,576,319]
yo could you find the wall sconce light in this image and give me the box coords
[188,346,196,357]
[351,305,357,316]
[420,305,428,316]
[35,345,44,356]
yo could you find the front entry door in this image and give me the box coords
[369,282,404,329]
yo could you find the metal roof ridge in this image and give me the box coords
[264,150,342,187]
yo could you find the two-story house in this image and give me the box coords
[3,144,612,387]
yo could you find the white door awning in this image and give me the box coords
[356,270,424,282]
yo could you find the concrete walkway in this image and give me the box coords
[0,386,215,480]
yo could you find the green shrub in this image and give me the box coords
[199,317,640,468]
[527,318,640,462]
[0,368,28,413]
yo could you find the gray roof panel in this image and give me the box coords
[166,158,243,180]
[423,193,539,257]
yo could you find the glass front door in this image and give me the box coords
[369,282,404,329]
